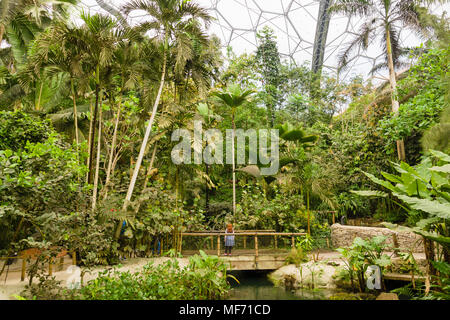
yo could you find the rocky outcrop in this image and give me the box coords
[269,261,344,290]
[330,224,424,253]
[376,293,399,300]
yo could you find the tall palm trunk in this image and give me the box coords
[134,142,158,214]
[307,190,311,235]
[92,91,103,210]
[386,26,406,161]
[36,82,44,111]
[88,83,100,184]
[115,49,168,240]
[102,104,121,200]
[0,25,4,47]
[86,98,94,182]
[70,77,79,146]
[232,109,236,218]
[205,163,210,214]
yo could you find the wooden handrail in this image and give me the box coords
[177,232,307,256]
[181,232,307,236]
[185,230,276,234]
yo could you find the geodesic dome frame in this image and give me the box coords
[80,0,448,82]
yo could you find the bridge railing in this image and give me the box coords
[181,232,307,257]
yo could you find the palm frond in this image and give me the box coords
[329,0,375,16]
[337,19,377,71]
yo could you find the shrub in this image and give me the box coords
[21,251,233,300]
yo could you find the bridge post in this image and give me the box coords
[21,259,26,282]
[49,258,53,276]
[179,234,183,253]
[243,236,247,249]
[274,236,278,249]
[58,257,64,271]
[217,235,220,256]
[255,235,258,257]
[291,236,295,248]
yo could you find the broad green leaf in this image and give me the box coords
[363,172,401,193]
[380,172,403,184]
[394,193,450,219]
[429,150,450,163]
[197,103,209,117]
[431,171,448,188]
[413,229,450,246]
[281,129,304,141]
[431,261,450,275]
[416,217,441,229]
[381,222,414,233]
[351,190,388,198]
[375,255,391,267]
[430,164,450,173]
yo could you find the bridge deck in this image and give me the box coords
[181,249,291,271]
[181,249,291,257]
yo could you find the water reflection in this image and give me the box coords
[227,271,337,300]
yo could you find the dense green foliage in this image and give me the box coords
[337,236,393,292]
[0,0,449,300]
[379,48,449,163]
[21,251,232,300]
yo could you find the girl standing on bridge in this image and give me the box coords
[224,224,235,256]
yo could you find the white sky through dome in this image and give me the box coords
[78,0,449,82]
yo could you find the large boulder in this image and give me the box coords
[269,260,344,289]
[330,224,424,253]
[376,293,399,300]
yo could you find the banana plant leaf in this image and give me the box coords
[351,190,388,198]
[393,193,450,220]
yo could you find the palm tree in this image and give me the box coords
[329,0,436,161]
[212,84,254,218]
[76,13,121,187]
[27,21,86,145]
[0,0,76,59]
[0,1,77,110]
[115,0,212,239]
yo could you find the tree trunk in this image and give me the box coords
[88,83,100,184]
[102,104,121,200]
[86,98,94,182]
[0,25,4,47]
[70,77,79,146]
[205,163,210,214]
[36,82,44,112]
[386,27,406,161]
[92,91,103,210]
[307,190,311,235]
[232,109,236,218]
[423,237,437,277]
[134,142,158,214]
[115,51,168,240]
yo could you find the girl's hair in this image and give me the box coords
[226,223,233,232]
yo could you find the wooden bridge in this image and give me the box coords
[180,231,307,271]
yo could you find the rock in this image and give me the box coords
[376,293,399,300]
[269,261,343,289]
[330,224,424,253]
[329,292,376,300]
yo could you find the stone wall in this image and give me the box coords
[330,224,424,253]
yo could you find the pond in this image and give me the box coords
[226,271,341,300]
